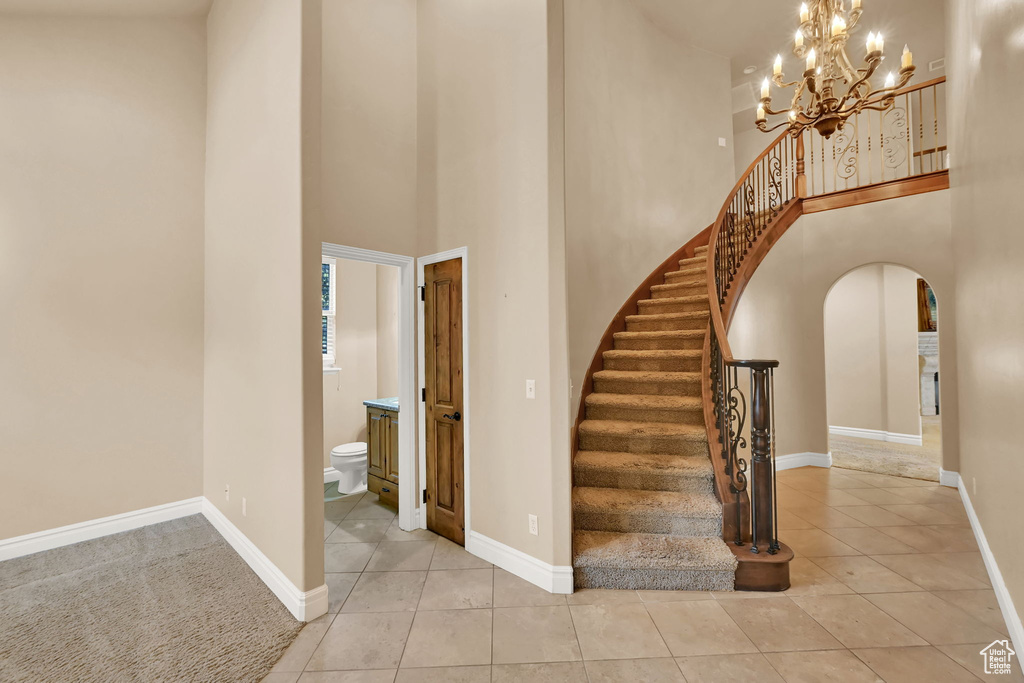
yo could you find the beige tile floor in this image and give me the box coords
[263,467,1021,682]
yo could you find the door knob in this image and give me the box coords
[442,411,462,422]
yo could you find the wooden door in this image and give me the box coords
[424,258,465,545]
[367,410,386,480]
[385,411,400,484]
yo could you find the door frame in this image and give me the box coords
[417,247,471,538]
[321,243,418,532]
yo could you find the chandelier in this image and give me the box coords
[756,0,915,138]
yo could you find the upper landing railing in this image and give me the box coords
[702,77,947,570]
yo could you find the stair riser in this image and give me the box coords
[584,403,704,424]
[592,377,699,396]
[612,336,704,351]
[572,467,714,493]
[663,271,705,285]
[602,356,702,372]
[626,317,707,332]
[637,300,708,315]
[650,284,706,300]
[574,566,734,592]
[678,257,707,269]
[574,511,722,537]
[578,431,708,456]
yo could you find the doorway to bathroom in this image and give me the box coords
[320,244,418,533]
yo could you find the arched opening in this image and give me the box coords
[823,263,942,481]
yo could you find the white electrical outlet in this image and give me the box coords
[225,484,230,502]
[528,514,538,535]
[242,497,247,517]
[526,379,536,399]
[718,137,727,147]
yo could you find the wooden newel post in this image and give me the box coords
[795,133,807,199]
[748,362,776,553]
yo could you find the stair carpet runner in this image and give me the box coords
[573,244,737,591]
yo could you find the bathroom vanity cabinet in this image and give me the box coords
[365,404,399,509]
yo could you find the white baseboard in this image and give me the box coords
[939,468,959,488]
[0,497,204,562]
[466,531,573,594]
[954,474,1024,654]
[324,467,341,484]
[776,452,832,471]
[200,500,327,622]
[829,425,923,447]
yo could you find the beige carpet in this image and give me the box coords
[573,244,736,591]
[0,515,303,682]
[830,416,942,481]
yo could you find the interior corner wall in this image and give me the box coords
[824,264,924,437]
[320,0,418,257]
[563,0,736,398]
[416,0,571,566]
[204,0,318,591]
[946,0,1024,624]
[0,14,206,540]
[729,191,959,470]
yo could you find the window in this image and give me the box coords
[322,257,336,367]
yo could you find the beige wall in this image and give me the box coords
[320,0,417,256]
[729,191,958,470]
[204,0,323,592]
[417,0,572,566]
[376,265,400,397]
[946,0,1024,625]
[0,14,206,539]
[564,0,736,396]
[322,260,399,467]
[824,264,923,437]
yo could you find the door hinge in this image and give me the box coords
[422,489,428,503]
[421,387,426,402]
[420,285,426,301]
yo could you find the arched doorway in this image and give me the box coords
[823,263,942,481]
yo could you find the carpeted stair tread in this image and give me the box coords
[573,530,736,572]
[573,486,722,520]
[678,256,708,268]
[585,393,703,412]
[573,451,714,492]
[578,420,707,441]
[650,282,705,297]
[663,270,706,285]
[601,348,703,372]
[592,370,702,396]
[625,311,709,332]
[612,329,705,350]
[637,295,709,315]
[673,266,706,278]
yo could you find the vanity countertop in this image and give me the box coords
[363,397,399,412]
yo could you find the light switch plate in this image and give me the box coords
[526,379,536,399]
[718,137,727,147]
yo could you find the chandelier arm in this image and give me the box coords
[757,118,798,134]
[835,59,881,111]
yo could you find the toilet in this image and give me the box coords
[330,442,368,495]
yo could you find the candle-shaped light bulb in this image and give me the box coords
[831,15,846,36]
[761,77,771,100]
[789,109,798,122]
[757,104,767,122]
[876,33,884,53]
[902,44,913,68]
[795,28,804,49]
[806,48,817,71]
[774,54,783,75]
[852,0,861,9]
[866,31,876,53]
[884,71,896,88]
[799,2,810,22]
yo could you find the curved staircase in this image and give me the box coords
[572,244,738,591]
[571,76,949,594]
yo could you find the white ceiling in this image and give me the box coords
[631,0,947,89]
[0,0,211,17]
